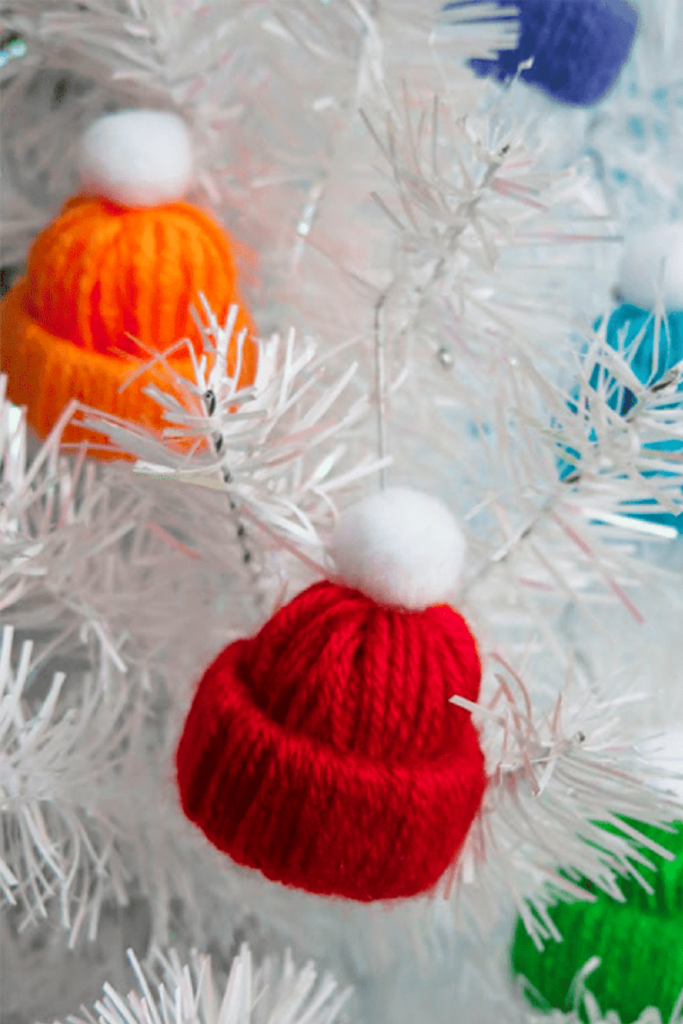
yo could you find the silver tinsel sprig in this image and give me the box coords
[0,386,273,944]
[451,333,679,623]
[359,86,618,380]
[450,655,683,945]
[555,318,683,520]
[51,944,353,1024]
[81,301,387,569]
[0,623,144,944]
[0,387,250,675]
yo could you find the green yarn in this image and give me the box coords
[511,822,683,1022]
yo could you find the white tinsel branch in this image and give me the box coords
[50,944,352,1024]
[451,656,683,945]
[79,303,387,567]
[428,313,683,632]
[0,387,252,665]
[357,85,618,382]
[0,624,140,944]
[555,314,683,516]
[0,389,278,943]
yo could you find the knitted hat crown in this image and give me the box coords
[176,489,488,901]
[0,110,257,455]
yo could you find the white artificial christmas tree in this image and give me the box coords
[1,2,683,1022]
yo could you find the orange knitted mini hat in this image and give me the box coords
[0,110,257,457]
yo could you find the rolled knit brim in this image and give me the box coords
[1,281,201,458]
[176,637,488,902]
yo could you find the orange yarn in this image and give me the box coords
[0,195,257,457]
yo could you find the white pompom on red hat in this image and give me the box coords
[618,223,683,312]
[328,486,467,611]
[78,109,194,208]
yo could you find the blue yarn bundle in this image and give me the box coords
[445,0,639,107]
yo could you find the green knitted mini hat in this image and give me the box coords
[512,821,683,1022]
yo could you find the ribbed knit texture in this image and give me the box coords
[456,0,639,107]
[176,580,487,901]
[0,195,257,455]
[512,821,683,1021]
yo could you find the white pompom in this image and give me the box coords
[78,110,194,208]
[618,224,683,311]
[328,487,466,611]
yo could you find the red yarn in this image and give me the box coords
[175,580,487,901]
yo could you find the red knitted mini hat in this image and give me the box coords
[176,488,488,901]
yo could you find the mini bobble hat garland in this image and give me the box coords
[175,487,488,901]
[0,109,257,457]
